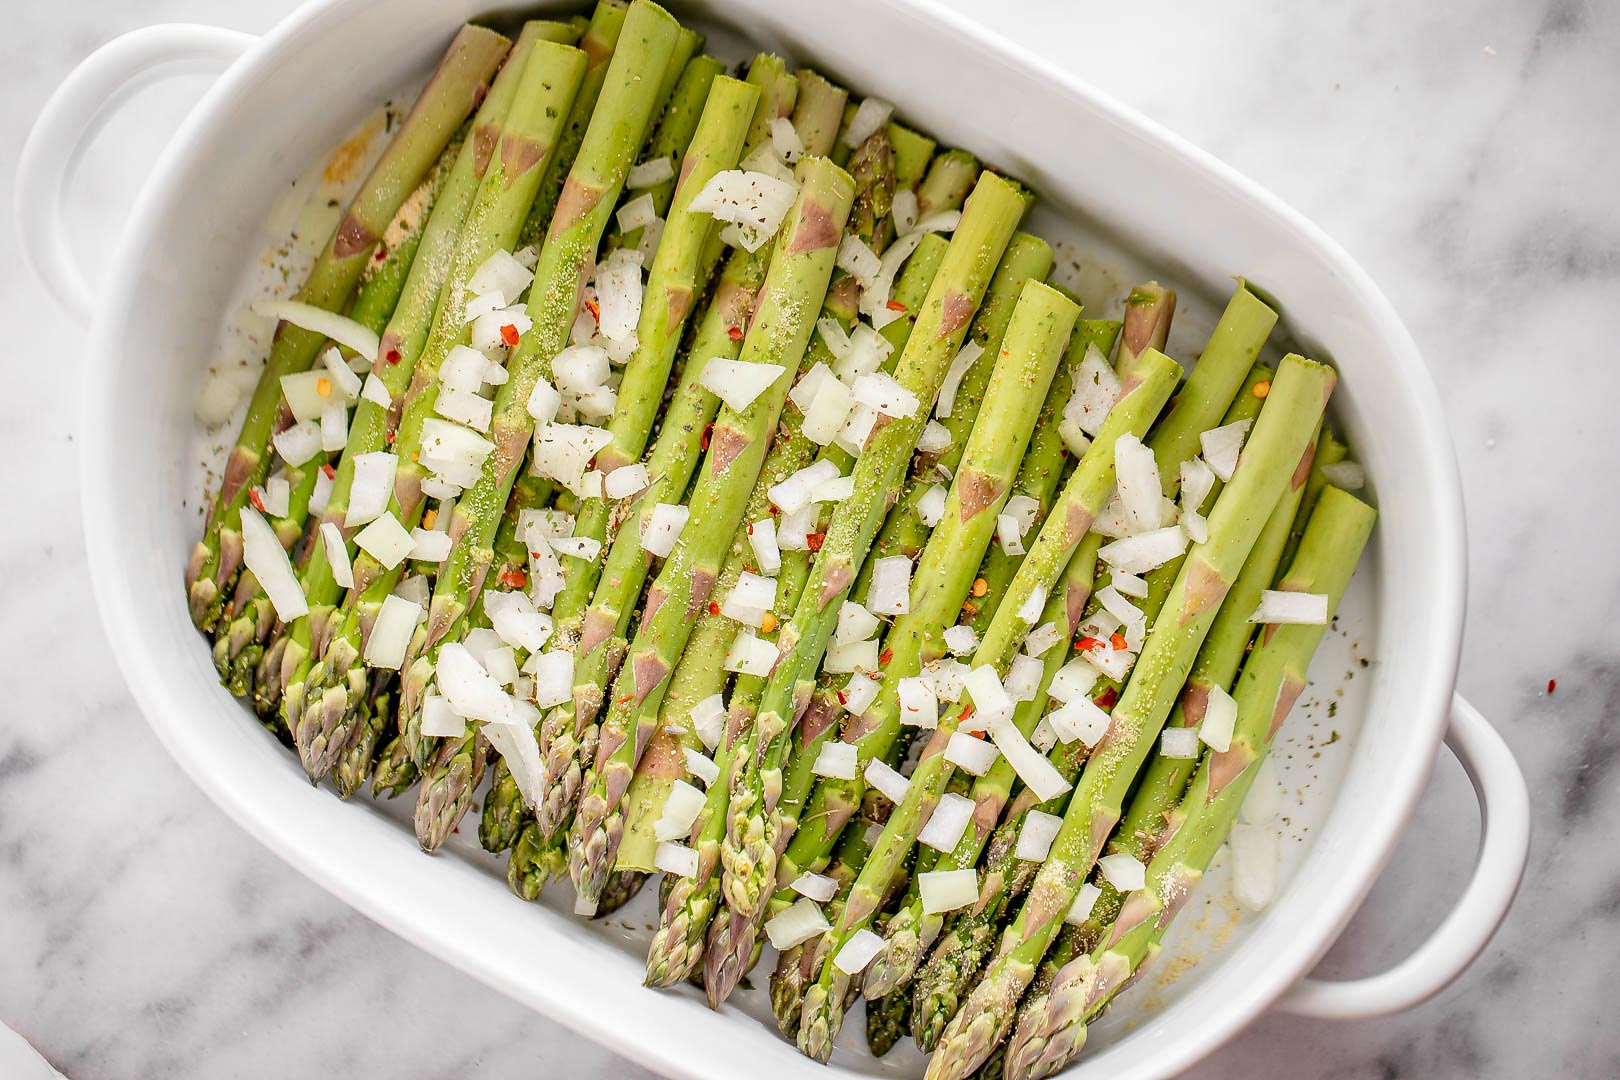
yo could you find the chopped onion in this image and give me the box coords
[700,356,786,414]
[421,417,496,486]
[239,506,307,620]
[801,375,854,446]
[777,503,817,551]
[745,517,781,575]
[1200,419,1252,482]
[891,188,919,234]
[615,192,658,233]
[595,249,643,342]
[1047,695,1112,748]
[919,791,975,853]
[550,536,601,562]
[834,403,879,457]
[917,421,953,455]
[721,571,777,627]
[1018,584,1048,625]
[1096,585,1145,641]
[690,694,726,751]
[852,371,919,419]
[316,522,354,589]
[640,503,690,558]
[918,483,949,528]
[353,511,414,570]
[837,234,882,285]
[1065,883,1103,926]
[626,155,675,189]
[482,646,519,687]
[1005,654,1043,702]
[812,473,854,503]
[393,574,430,606]
[919,868,979,915]
[833,927,887,976]
[468,249,534,303]
[1249,589,1329,625]
[683,746,720,786]
[257,475,290,519]
[945,731,999,776]
[1059,418,1092,458]
[251,299,381,365]
[770,459,841,515]
[1229,824,1279,910]
[1047,657,1099,704]
[1160,727,1201,759]
[825,637,878,675]
[842,97,894,147]
[1114,434,1164,533]
[524,650,574,709]
[988,714,1071,801]
[531,422,613,496]
[526,375,562,425]
[812,741,857,780]
[1024,621,1063,658]
[923,659,967,703]
[863,758,911,805]
[1091,490,1130,540]
[318,400,347,452]
[843,672,881,715]
[789,362,839,414]
[817,317,852,359]
[898,675,939,728]
[435,386,493,433]
[655,780,707,842]
[1098,525,1188,574]
[408,526,452,563]
[309,466,334,515]
[943,624,978,657]
[866,555,913,616]
[996,513,1026,556]
[769,115,804,162]
[766,897,830,950]
[1179,455,1217,511]
[912,210,961,234]
[603,462,649,500]
[836,323,893,382]
[1065,344,1122,437]
[834,601,881,646]
[1199,684,1239,752]
[441,345,490,393]
[485,591,553,652]
[1110,570,1149,599]
[553,345,612,396]
[1241,755,1284,824]
[789,872,837,903]
[1081,641,1133,681]
[655,841,700,879]
[420,694,464,738]
[1320,460,1366,490]
[464,291,506,323]
[1016,809,1063,862]
[964,665,1015,727]
[1097,851,1146,892]
[321,346,362,403]
[687,169,799,251]
[272,420,322,467]
[435,641,513,724]
[724,628,777,676]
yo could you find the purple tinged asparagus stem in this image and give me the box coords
[186,25,510,632]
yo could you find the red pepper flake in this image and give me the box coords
[1547,678,1557,694]
[584,298,600,321]
[700,423,714,450]
[500,323,521,347]
[879,647,894,667]
[617,694,632,706]
[746,523,754,535]
[499,567,527,589]
[960,704,975,723]
[1110,632,1128,651]
[387,429,396,444]
[1094,686,1119,710]
[727,324,744,342]
[385,348,402,365]
[248,489,266,513]
[708,601,721,616]
[885,299,907,312]
[836,690,848,706]
[375,247,387,261]
[320,464,336,480]
[805,532,826,552]
[768,505,779,516]
[1075,636,1103,652]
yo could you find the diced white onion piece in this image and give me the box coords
[919,791,975,853]
[817,316,852,360]
[739,141,794,183]
[863,758,911,805]
[1249,589,1330,625]
[421,417,496,486]
[1048,695,1112,748]
[553,345,612,396]
[833,926,887,976]
[1046,657,1099,704]
[943,624,978,656]
[251,299,381,366]
[683,747,720,787]
[1160,727,1201,759]
[766,897,831,950]
[988,713,1071,801]
[578,469,604,498]
[520,650,571,708]
[688,169,799,251]
[690,694,727,751]
[526,375,562,425]
[996,513,1026,556]
[1241,755,1284,824]
[916,421,952,455]
[321,346,362,403]
[550,536,601,562]
[483,646,519,688]
[603,462,649,500]
[1114,434,1164,533]
[837,323,893,382]
[627,155,675,189]
[964,665,1015,727]
[842,97,894,148]
[464,290,506,323]
[1320,460,1366,490]
[353,511,414,570]
[419,476,460,500]
[898,675,938,729]
[434,641,513,724]
[1229,823,1279,910]
[842,672,881,715]
[468,248,534,303]
[1097,851,1147,893]
[837,234,882,286]
[1200,419,1252,482]
[725,628,777,676]
[1099,525,1188,574]
[441,344,490,393]
[463,627,503,667]
[640,503,690,559]
[309,466,334,515]
[834,403,879,457]
[315,522,353,589]
[812,474,854,503]
[740,518,781,577]
[470,306,532,355]
[1018,585,1047,625]
[1002,495,1038,537]
[655,780,707,842]
[436,386,493,432]
[1110,571,1149,600]
[655,841,700,879]
[801,376,854,446]
[595,249,644,342]
[238,507,307,620]
[406,526,450,563]
[789,871,838,903]
[420,694,464,738]
[767,114,804,163]
[1066,344,1122,437]
[812,741,857,780]
[699,356,786,414]
[834,601,881,645]
[912,209,962,234]
[1096,586,1145,640]
[531,422,613,496]
[919,868,980,915]
[866,555,913,616]
[1001,655,1040,702]
[917,483,949,528]
[722,571,777,626]
[1065,883,1103,926]
[891,188,919,235]
[255,475,289,519]
[771,459,841,516]
[933,340,986,421]
[1081,641,1133,682]
[789,362,840,414]
[271,419,322,467]
[945,731,999,776]
[824,637,878,675]
[1179,455,1217,511]
[923,659,967,703]
[852,371,919,419]
[1016,809,1064,862]
[1089,490,1129,540]
[316,400,346,452]
[1199,684,1239,752]
[777,503,816,551]
[279,371,327,423]
[485,591,553,652]
[1024,621,1063,658]
[393,574,430,606]
[615,192,658,234]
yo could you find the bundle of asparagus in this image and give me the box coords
[189,4,1376,1072]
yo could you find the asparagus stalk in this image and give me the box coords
[186,25,510,631]
[925,353,1335,1080]
[292,33,591,780]
[1003,486,1375,1080]
[789,71,850,158]
[718,173,1027,947]
[566,155,857,911]
[1113,281,1175,379]
[607,53,726,252]
[793,348,1183,1061]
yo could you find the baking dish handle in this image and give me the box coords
[1275,692,1529,1018]
[16,24,255,322]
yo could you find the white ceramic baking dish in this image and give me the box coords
[18,2,1531,1077]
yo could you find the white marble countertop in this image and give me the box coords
[2,0,1612,1076]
